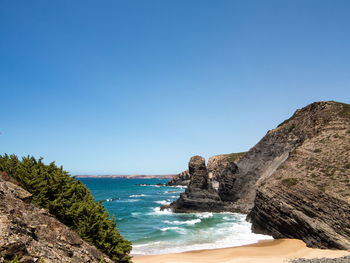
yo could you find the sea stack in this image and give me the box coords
[169,155,241,212]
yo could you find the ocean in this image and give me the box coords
[79,178,271,255]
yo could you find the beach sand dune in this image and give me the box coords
[133,239,349,263]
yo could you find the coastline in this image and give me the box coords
[132,239,349,263]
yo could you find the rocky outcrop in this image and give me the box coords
[0,174,112,263]
[210,101,344,213]
[248,101,350,249]
[165,170,191,186]
[169,155,240,212]
[207,154,239,201]
[291,257,350,263]
[171,101,350,250]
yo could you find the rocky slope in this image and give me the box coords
[165,170,191,186]
[248,101,350,249]
[0,173,112,263]
[171,101,350,250]
[227,101,345,212]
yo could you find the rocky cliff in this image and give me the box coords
[228,101,343,212]
[171,101,350,250]
[0,173,113,263]
[165,170,191,186]
[169,154,242,212]
[248,101,350,249]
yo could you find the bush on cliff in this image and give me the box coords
[0,154,131,263]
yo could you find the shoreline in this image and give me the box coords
[132,239,349,263]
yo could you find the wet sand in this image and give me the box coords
[133,239,349,263]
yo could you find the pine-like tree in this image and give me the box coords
[0,154,132,262]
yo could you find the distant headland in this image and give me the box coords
[75,174,176,179]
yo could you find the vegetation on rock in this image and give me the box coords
[281,178,298,187]
[0,154,131,262]
[226,152,247,162]
[337,102,350,118]
[248,101,350,249]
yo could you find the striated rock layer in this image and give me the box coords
[169,155,240,212]
[228,101,343,212]
[0,174,112,263]
[248,101,350,249]
[171,101,350,250]
[165,170,191,186]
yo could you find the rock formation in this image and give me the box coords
[207,154,239,201]
[169,155,241,212]
[228,101,345,212]
[0,174,112,263]
[248,101,350,249]
[165,170,191,186]
[171,101,350,250]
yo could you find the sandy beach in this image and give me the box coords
[132,239,349,263]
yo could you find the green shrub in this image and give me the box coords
[10,256,19,263]
[227,152,247,162]
[282,178,299,187]
[288,124,295,133]
[313,149,322,153]
[337,102,350,118]
[277,115,295,128]
[0,154,131,262]
[319,185,326,192]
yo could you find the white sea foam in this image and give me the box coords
[133,242,161,248]
[130,194,146,197]
[137,184,161,187]
[132,213,272,255]
[223,216,236,221]
[154,200,171,205]
[117,199,140,203]
[163,219,201,225]
[105,198,119,202]
[196,212,213,219]
[131,212,141,217]
[160,227,180,231]
[167,185,187,189]
[148,207,173,215]
[164,191,180,194]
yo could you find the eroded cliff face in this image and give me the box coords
[165,170,191,186]
[248,101,350,249]
[171,101,350,249]
[207,155,239,201]
[0,174,112,263]
[169,155,239,212]
[172,102,340,213]
[229,101,343,212]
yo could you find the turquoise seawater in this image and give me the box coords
[79,178,271,255]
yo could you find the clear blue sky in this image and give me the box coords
[1,0,349,175]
